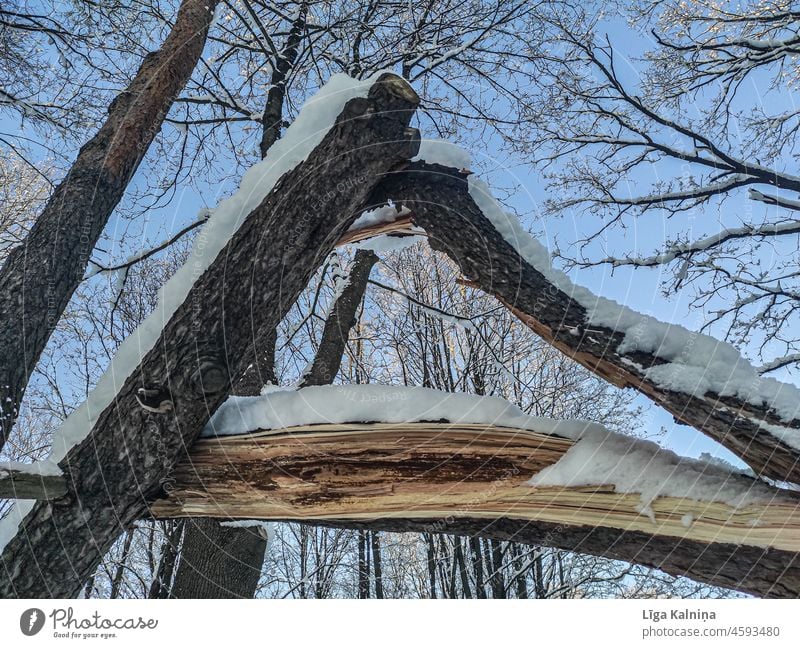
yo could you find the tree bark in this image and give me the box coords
[170,248,379,598]
[259,6,306,157]
[364,162,800,485]
[0,75,420,598]
[148,521,184,598]
[299,249,379,387]
[371,532,384,598]
[109,530,134,599]
[0,0,220,449]
[169,519,267,598]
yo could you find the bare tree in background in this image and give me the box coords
[528,2,800,372]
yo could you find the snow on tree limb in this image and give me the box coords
[151,385,800,598]
[0,71,421,598]
[362,153,800,484]
[0,461,65,500]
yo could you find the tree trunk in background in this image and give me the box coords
[425,534,437,598]
[455,539,471,598]
[489,540,505,599]
[469,537,486,599]
[109,530,135,599]
[169,519,267,598]
[259,5,306,157]
[357,531,368,598]
[148,521,184,598]
[299,250,379,387]
[511,544,528,599]
[371,532,384,599]
[0,0,220,449]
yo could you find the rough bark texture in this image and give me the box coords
[311,518,800,599]
[0,75,420,598]
[299,249,379,387]
[0,0,220,449]
[365,162,800,484]
[169,519,266,598]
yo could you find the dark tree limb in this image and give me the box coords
[0,468,66,500]
[299,249,379,387]
[0,75,420,598]
[0,0,221,449]
[364,162,800,485]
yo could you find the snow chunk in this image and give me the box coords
[202,384,602,439]
[528,428,780,515]
[348,203,410,231]
[413,139,472,169]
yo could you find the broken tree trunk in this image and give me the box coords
[150,422,800,598]
[0,75,420,599]
[0,0,220,449]
[169,250,379,598]
[363,162,800,485]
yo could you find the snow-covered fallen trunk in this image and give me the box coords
[0,72,421,599]
[363,157,800,485]
[200,385,782,512]
[152,384,800,598]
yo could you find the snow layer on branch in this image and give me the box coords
[414,140,800,445]
[202,384,780,517]
[0,71,392,554]
[348,203,409,231]
[202,384,601,439]
[0,459,62,477]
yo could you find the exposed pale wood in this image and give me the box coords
[336,215,421,246]
[0,469,67,500]
[151,423,800,553]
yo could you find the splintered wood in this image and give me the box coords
[150,422,800,553]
